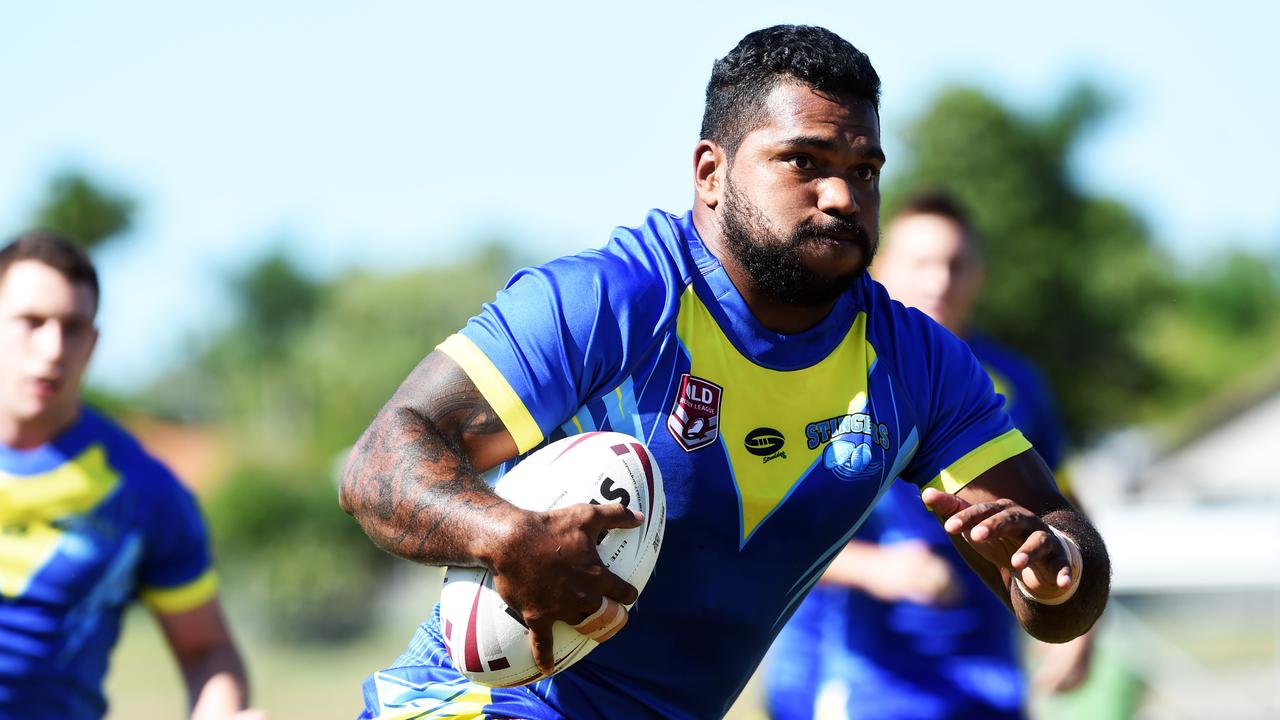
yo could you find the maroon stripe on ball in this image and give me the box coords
[489,656,510,671]
[552,431,602,462]
[631,443,655,518]
[464,576,485,672]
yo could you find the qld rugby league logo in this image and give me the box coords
[667,373,722,452]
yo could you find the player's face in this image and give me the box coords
[719,82,883,306]
[874,213,983,333]
[0,260,98,433]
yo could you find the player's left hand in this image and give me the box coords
[921,487,1075,603]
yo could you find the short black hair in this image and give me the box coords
[701,25,881,156]
[0,230,101,311]
[895,191,981,253]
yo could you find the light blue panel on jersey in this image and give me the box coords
[58,533,141,663]
[604,377,646,440]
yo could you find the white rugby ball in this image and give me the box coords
[438,431,666,687]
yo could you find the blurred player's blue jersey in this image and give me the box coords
[767,330,1066,720]
[360,209,1031,720]
[0,408,216,720]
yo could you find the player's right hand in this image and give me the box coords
[488,502,643,676]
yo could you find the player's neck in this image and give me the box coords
[733,276,837,334]
[0,406,80,450]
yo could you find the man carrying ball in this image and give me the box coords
[341,24,1110,720]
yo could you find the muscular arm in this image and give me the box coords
[338,349,521,568]
[339,349,641,673]
[924,450,1110,644]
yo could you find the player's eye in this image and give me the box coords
[853,165,879,182]
[785,154,816,170]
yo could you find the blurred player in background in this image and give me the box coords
[0,231,262,720]
[766,193,1094,720]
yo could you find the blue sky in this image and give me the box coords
[2,2,1276,390]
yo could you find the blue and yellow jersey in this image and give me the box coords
[360,209,1030,720]
[0,408,216,720]
[767,330,1067,720]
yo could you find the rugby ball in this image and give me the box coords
[438,431,666,687]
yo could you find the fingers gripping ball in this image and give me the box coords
[438,432,666,687]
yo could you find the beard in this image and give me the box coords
[719,179,875,308]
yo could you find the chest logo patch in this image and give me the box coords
[667,374,722,452]
[744,427,787,462]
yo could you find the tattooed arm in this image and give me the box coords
[338,350,520,566]
[339,350,640,672]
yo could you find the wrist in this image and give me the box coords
[475,502,538,571]
[1015,525,1083,606]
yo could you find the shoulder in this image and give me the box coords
[86,408,188,494]
[862,275,935,337]
[512,209,696,300]
[861,274,963,373]
[967,332,1026,369]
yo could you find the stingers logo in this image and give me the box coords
[805,413,890,481]
[744,427,786,463]
[667,374,722,452]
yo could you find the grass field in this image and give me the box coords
[104,613,769,719]
[103,566,769,719]
[104,572,1278,719]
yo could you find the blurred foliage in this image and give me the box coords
[206,464,394,643]
[147,243,521,642]
[31,171,135,248]
[1138,252,1280,421]
[884,83,1280,442]
[228,246,323,361]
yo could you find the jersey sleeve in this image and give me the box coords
[137,467,217,615]
[894,311,1032,494]
[439,223,685,453]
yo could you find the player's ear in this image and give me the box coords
[693,140,725,210]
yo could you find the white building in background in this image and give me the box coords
[1060,368,1280,719]
[1073,371,1280,593]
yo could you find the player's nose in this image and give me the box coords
[816,178,857,216]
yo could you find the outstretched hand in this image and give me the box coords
[490,501,643,676]
[921,487,1075,602]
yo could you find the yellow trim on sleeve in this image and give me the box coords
[925,429,1032,495]
[436,334,543,454]
[141,568,218,615]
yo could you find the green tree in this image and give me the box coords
[885,84,1173,441]
[1141,250,1280,419]
[30,171,135,249]
[228,246,323,361]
